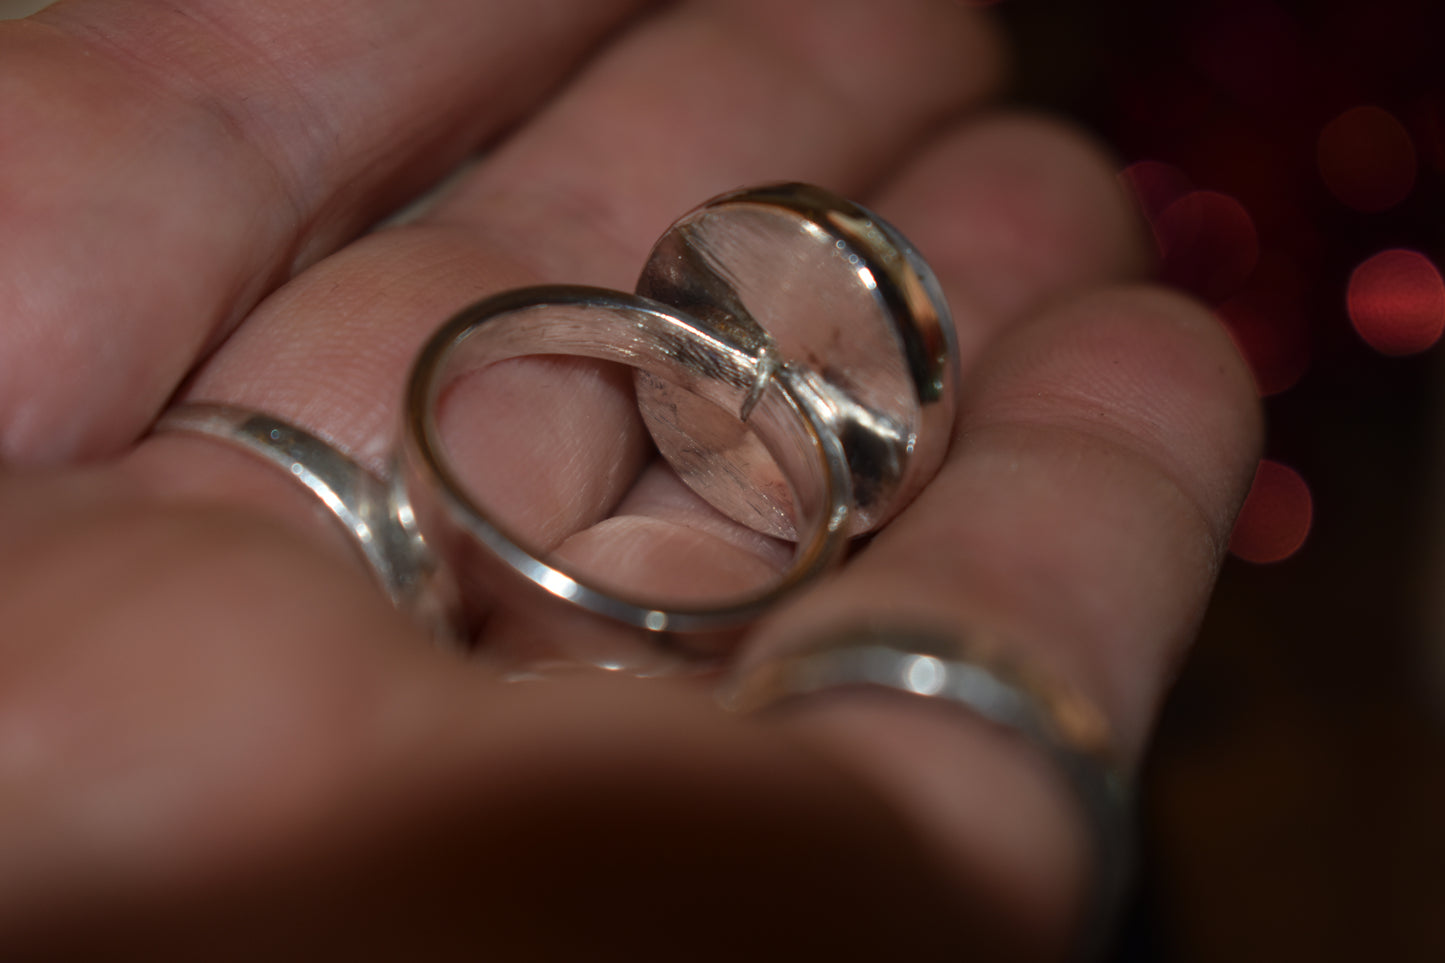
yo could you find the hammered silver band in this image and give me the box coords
[722,625,1133,961]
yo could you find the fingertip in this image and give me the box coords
[965,283,1264,539]
[873,111,1153,347]
[759,692,1090,960]
[717,0,1009,104]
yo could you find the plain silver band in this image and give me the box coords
[398,284,854,633]
[154,405,462,645]
[721,625,1133,961]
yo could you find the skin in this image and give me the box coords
[0,1,1262,959]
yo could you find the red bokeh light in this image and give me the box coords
[1317,106,1417,212]
[1346,249,1445,356]
[1153,190,1260,304]
[1230,460,1313,564]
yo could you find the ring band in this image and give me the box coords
[397,284,853,632]
[721,625,1133,960]
[153,405,463,646]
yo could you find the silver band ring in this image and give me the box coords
[721,625,1133,961]
[159,183,958,642]
[154,405,464,645]
[396,284,854,632]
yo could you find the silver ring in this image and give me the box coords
[159,183,957,641]
[399,183,957,633]
[721,625,1133,961]
[396,284,854,632]
[153,405,464,645]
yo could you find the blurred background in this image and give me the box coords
[991,1,1445,959]
[3,0,1440,958]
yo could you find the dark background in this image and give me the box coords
[996,1,1445,959]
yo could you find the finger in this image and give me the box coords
[0,473,1022,958]
[0,0,651,462]
[0,594,1018,959]
[438,0,1008,286]
[752,284,1262,748]
[140,0,1007,613]
[866,112,1154,358]
[734,286,1261,939]
[0,465,452,936]
[0,463,1027,958]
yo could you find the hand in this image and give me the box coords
[0,1,1260,958]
